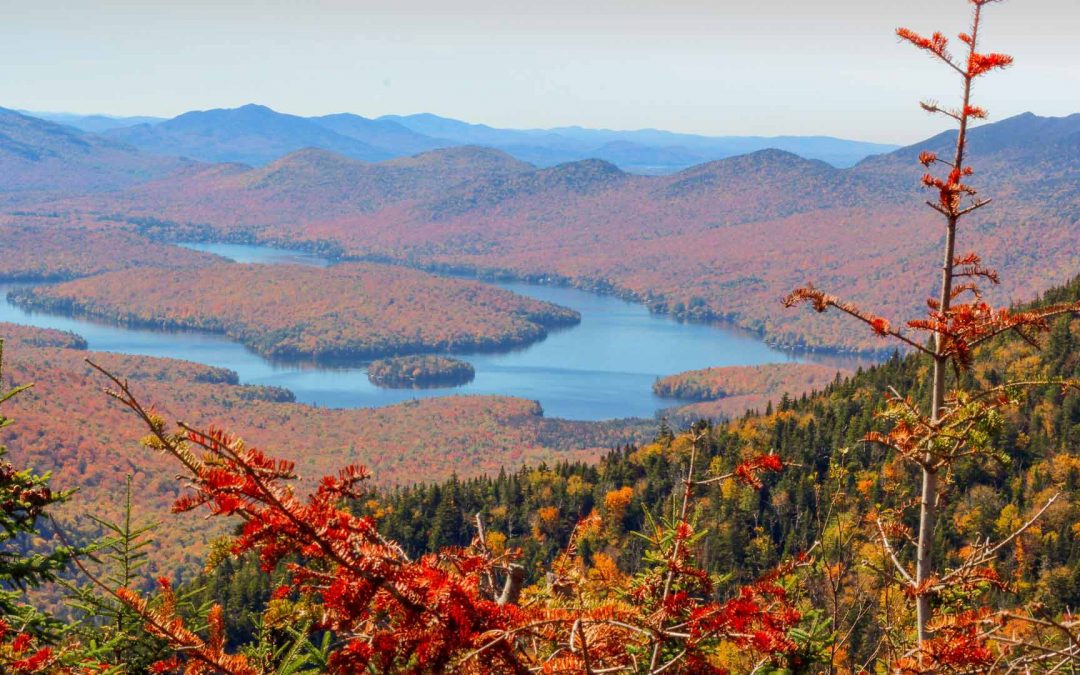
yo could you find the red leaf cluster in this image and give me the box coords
[895,610,995,674]
[0,621,57,674]
[734,454,785,489]
[103,388,807,673]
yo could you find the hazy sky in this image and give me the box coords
[3,0,1078,143]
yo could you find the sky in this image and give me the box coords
[2,0,1079,144]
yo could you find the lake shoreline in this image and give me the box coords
[0,242,869,421]
[173,233,888,362]
[6,287,582,368]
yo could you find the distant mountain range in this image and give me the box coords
[6,107,1074,352]
[0,107,187,193]
[21,111,165,134]
[21,103,899,172]
[3,103,1076,352]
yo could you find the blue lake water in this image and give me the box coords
[0,243,859,421]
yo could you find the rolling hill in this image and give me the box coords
[10,111,1079,353]
[21,110,166,133]
[25,104,896,173]
[380,112,900,170]
[11,261,581,361]
[0,106,188,193]
[106,104,396,165]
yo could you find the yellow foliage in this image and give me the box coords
[1006,354,1044,381]
[485,531,507,556]
[603,486,634,516]
[995,503,1021,539]
[538,506,559,524]
[1049,453,1080,483]
[589,552,624,585]
[566,475,592,497]
[720,477,738,501]
[747,527,774,562]
[1034,400,1057,437]
[628,442,663,465]
[669,434,696,459]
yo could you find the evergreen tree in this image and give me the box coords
[64,475,170,670]
[0,340,77,635]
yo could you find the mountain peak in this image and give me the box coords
[861,111,1080,169]
[267,147,363,168]
[540,158,626,186]
[386,145,533,173]
[108,105,392,166]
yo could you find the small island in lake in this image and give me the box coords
[367,355,476,389]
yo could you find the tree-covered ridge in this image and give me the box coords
[9,261,581,362]
[107,264,1079,671]
[0,323,86,351]
[654,363,847,402]
[360,275,1080,659]
[367,355,475,388]
[22,107,1078,353]
[0,225,225,281]
[653,363,851,425]
[0,106,190,195]
[0,329,648,583]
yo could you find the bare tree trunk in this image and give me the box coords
[497,564,525,606]
[914,3,983,644]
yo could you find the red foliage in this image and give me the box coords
[91,366,808,673]
[15,262,579,361]
[733,454,785,489]
[0,620,59,674]
[893,610,996,674]
[0,333,644,586]
[117,579,260,675]
[0,225,221,281]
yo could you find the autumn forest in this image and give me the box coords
[2,0,1080,672]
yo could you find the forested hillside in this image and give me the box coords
[0,225,224,280]
[161,272,1080,671]
[364,275,1080,653]
[0,323,649,582]
[10,262,581,362]
[654,362,850,423]
[2,1,1079,670]
[0,107,189,194]
[20,110,1077,353]
[362,275,1070,551]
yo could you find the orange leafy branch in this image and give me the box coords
[782,286,933,355]
[116,581,260,675]
[91,363,815,673]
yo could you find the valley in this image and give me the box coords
[9,110,1075,355]
[3,0,1079,668]
[0,242,838,420]
[9,261,582,362]
[0,321,649,578]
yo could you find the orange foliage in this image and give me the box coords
[0,225,222,281]
[13,262,579,361]
[28,105,1080,354]
[0,331,646,581]
[602,486,634,515]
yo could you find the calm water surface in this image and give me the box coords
[0,244,848,420]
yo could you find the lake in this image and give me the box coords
[0,243,853,421]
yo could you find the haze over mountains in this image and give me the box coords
[2,104,1077,352]
[25,103,898,172]
[0,107,188,193]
